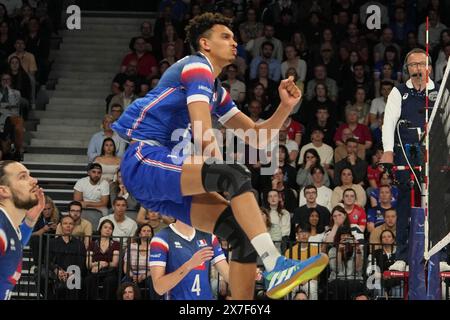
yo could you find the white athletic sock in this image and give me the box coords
[251,233,281,272]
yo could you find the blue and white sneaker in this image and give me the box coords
[263,253,329,299]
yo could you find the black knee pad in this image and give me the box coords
[213,207,257,263]
[201,160,253,199]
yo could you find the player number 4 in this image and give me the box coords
[191,274,201,296]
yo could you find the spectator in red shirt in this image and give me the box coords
[334,106,372,150]
[283,115,303,146]
[121,36,158,79]
[342,188,366,241]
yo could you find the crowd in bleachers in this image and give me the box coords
[24,0,450,300]
[0,0,57,161]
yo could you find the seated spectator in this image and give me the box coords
[238,7,263,46]
[47,215,86,300]
[25,16,50,85]
[8,37,37,77]
[8,56,32,114]
[328,225,364,300]
[160,43,178,66]
[73,163,110,216]
[369,172,399,208]
[249,24,283,61]
[341,62,374,107]
[334,138,368,186]
[109,168,139,211]
[123,223,160,300]
[298,128,334,173]
[117,282,141,300]
[98,197,138,243]
[369,81,393,131]
[305,64,338,102]
[85,219,120,300]
[369,208,397,252]
[341,188,366,242]
[112,59,144,89]
[30,195,59,266]
[284,224,319,300]
[0,21,15,63]
[266,190,291,252]
[108,78,137,111]
[290,31,310,65]
[161,24,184,60]
[222,64,246,106]
[334,127,366,162]
[283,115,303,147]
[303,78,339,123]
[262,144,297,191]
[304,106,336,148]
[105,81,122,111]
[298,165,333,211]
[249,61,279,103]
[136,208,169,234]
[366,146,384,194]
[334,107,372,151]
[331,167,367,209]
[367,229,401,297]
[281,44,307,82]
[158,60,170,76]
[93,137,121,184]
[367,185,395,233]
[274,8,299,44]
[109,104,123,122]
[55,201,93,248]
[293,185,330,231]
[344,87,370,126]
[373,26,401,64]
[307,209,327,244]
[278,126,298,165]
[296,149,331,191]
[373,45,402,88]
[16,4,34,34]
[244,83,274,119]
[262,167,297,213]
[121,36,158,79]
[250,41,281,83]
[246,99,264,123]
[0,72,25,159]
[324,205,351,244]
[139,20,159,59]
[87,114,127,162]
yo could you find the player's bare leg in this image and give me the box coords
[190,192,256,300]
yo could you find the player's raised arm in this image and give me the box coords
[224,76,301,148]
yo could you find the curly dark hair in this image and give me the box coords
[185,12,233,51]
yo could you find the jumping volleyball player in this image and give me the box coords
[112,13,328,299]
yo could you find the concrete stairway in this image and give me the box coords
[25,15,146,164]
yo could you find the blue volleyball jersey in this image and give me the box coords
[112,52,240,149]
[149,225,226,300]
[0,209,24,300]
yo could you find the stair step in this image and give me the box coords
[36,125,99,133]
[24,154,88,163]
[26,146,86,155]
[49,71,112,79]
[33,111,104,119]
[47,96,105,104]
[45,104,107,112]
[57,78,110,85]
[39,118,102,126]
[37,177,79,182]
[50,91,107,99]
[31,139,89,148]
[31,131,95,140]
[52,64,118,73]
[24,162,88,170]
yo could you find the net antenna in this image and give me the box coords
[424,16,430,260]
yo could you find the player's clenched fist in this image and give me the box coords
[278,76,302,110]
